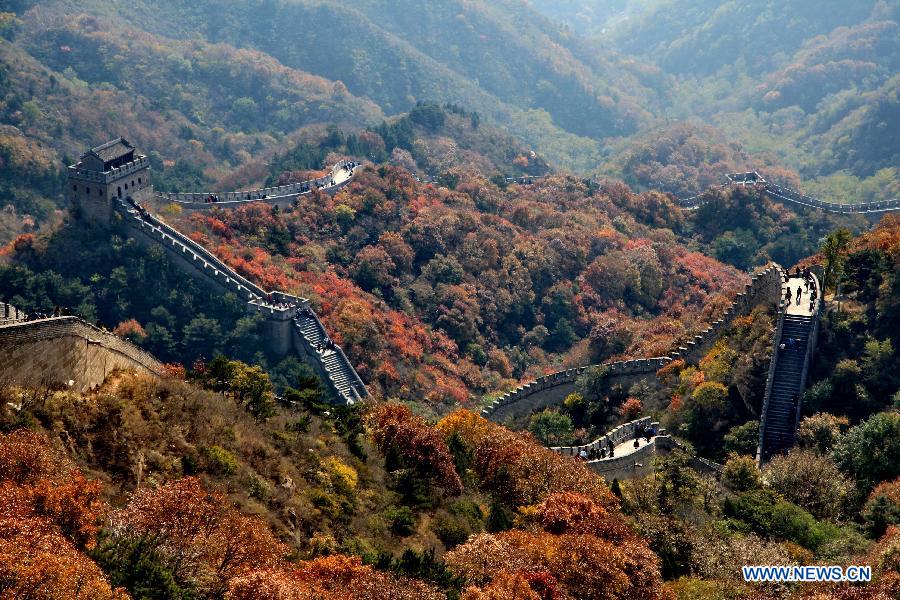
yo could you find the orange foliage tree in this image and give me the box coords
[437,410,617,509]
[226,554,444,600]
[110,477,287,596]
[446,528,669,600]
[0,430,122,599]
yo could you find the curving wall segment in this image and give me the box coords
[0,316,164,392]
[155,161,359,211]
[483,264,783,423]
[676,174,900,214]
[551,416,723,481]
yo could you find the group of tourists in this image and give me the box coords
[204,194,220,203]
[578,445,610,461]
[316,338,336,353]
[784,266,818,311]
[634,422,657,446]
[575,422,658,462]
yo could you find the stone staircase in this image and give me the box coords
[759,313,812,460]
[294,313,366,403]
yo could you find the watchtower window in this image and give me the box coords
[86,187,90,195]
[117,186,122,198]
[138,177,142,185]
[124,183,128,190]
[99,189,103,196]
[72,185,77,191]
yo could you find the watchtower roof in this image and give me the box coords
[87,137,135,162]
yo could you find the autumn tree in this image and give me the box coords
[368,403,463,497]
[437,410,618,509]
[0,430,121,599]
[110,477,287,596]
[764,449,852,521]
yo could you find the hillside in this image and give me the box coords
[0,370,677,599]
[609,0,900,195]
[0,8,380,241]
[9,0,668,171]
[2,1,900,598]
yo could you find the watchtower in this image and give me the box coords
[67,137,153,223]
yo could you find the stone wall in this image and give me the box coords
[551,417,723,481]
[678,178,900,214]
[765,184,900,214]
[113,196,367,405]
[674,263,782,364]
[0,303,27,326]
[483,264,783,423]
[0,317,164,392]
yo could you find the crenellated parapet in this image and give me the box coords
[483,264,783,423]
[548,416,722,480]
[112,189,367,405]
[677,174,900,214]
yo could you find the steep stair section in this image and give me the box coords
[759,314,812,460]
[294,312,367,404]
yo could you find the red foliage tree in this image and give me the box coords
[368,403,463,496]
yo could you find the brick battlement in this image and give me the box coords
[114,192,367,405]
[155,161,359,211]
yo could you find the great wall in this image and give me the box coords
[486,262,823,476]
[111,164,368,405]
[677,171,900,214]
[0,141,845,470]
[1,138,368,405]
[481,263,784,422]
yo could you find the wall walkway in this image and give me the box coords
[155,161,358,211]
[676,175,900,214]
[553,417,723,481]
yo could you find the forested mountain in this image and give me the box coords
[2,1,900,599]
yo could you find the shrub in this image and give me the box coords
[201,445,238,476]
[833,412,900,494]
[797,412,847,453]
[527,409,574,446]
[723,489,841,552]
[721,454,762,492]
[722,421,759,456]
[864,478,900,538]
[432,512,472,548]
[385,505,416,537]
[764,449,851,521]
